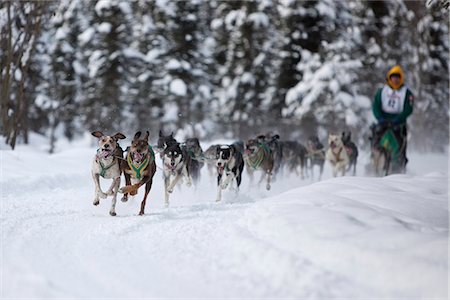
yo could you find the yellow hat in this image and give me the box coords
[386,65,404,90]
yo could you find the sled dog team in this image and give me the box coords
[91,130,359,216]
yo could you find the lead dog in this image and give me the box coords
[120,131,156,215]
[326,133,350,177]
[216,143,245,202]
[91,131,126,216]
[162,142,193,207]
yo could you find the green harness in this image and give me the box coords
[96,149,116,178]
[127,146,155,180]
[247,143,271,170]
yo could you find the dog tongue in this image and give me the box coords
[134,152,143,162]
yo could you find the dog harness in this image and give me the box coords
[246,143,270,170]
[96,149,116,178]
[127,146,155,180]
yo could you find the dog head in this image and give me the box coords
[185,138,202,156]
[163,143,183,170]
[328,133,344,150]
[341,131,352,144]
[307,135,322,150]
[129,131,150,164]
[158,130,177,150]
[216,145,235,173]
[245,138,259,155]
[92,131,126,159]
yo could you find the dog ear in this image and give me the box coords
[113,132,126,140]
[159,130,163,137]
[134,131,142,140]
[91,131,104,138]
[230,144,236,155]
[143,131,150,141]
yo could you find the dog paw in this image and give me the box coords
[164,201,170,208]
[266,184,271,191]
[93,200,100,206]
[138,211,144,216]
[109,211,117,217]
[186,181,192,187]
[121,196,128,202]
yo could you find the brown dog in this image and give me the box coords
[91,131,126,216]
[119,131,156,215]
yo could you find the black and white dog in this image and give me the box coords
[215,143,245,202]
[162,142,193,207]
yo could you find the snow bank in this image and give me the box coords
[1,139,448,298]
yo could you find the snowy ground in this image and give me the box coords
[1,134,448,298]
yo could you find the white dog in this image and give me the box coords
[326,133,350,177]
[91,131,126,216]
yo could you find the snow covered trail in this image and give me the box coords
[1,139,448,298]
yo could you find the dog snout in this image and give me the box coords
[217,161,222,166]
[104,144,110,149]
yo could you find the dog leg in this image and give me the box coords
[216,182,223,202]
[183,166,192,187]
[167,174,182,193]
[106,179,116,196]
[109,177,120,216]
[121,173,131,202]
[164,176,170,207]
[139,178,153,215]
[266,171,272,191]
[92,173,103,205]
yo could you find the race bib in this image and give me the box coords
[381,85,407,114]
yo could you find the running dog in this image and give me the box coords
[244,138,274,190]
[369,125,388,176]
[119,131,157,215]
[183,137,204,184]
[326,133,350,177]
[306,135,325,181]
[281,140,307,179]
[157,130,177,158]
[216,143,245,202]
[341,131,359,176]
[91,131,126,216]
[257,134,283,179]
[204,144,220,179]
[162,142,193,207]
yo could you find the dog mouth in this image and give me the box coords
[218,165,225,173]
[330,142,337,149]
[245,148,254,155]
[131,151,147,163]
[97,148,112,159]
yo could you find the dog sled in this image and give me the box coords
[370,123,407,176]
